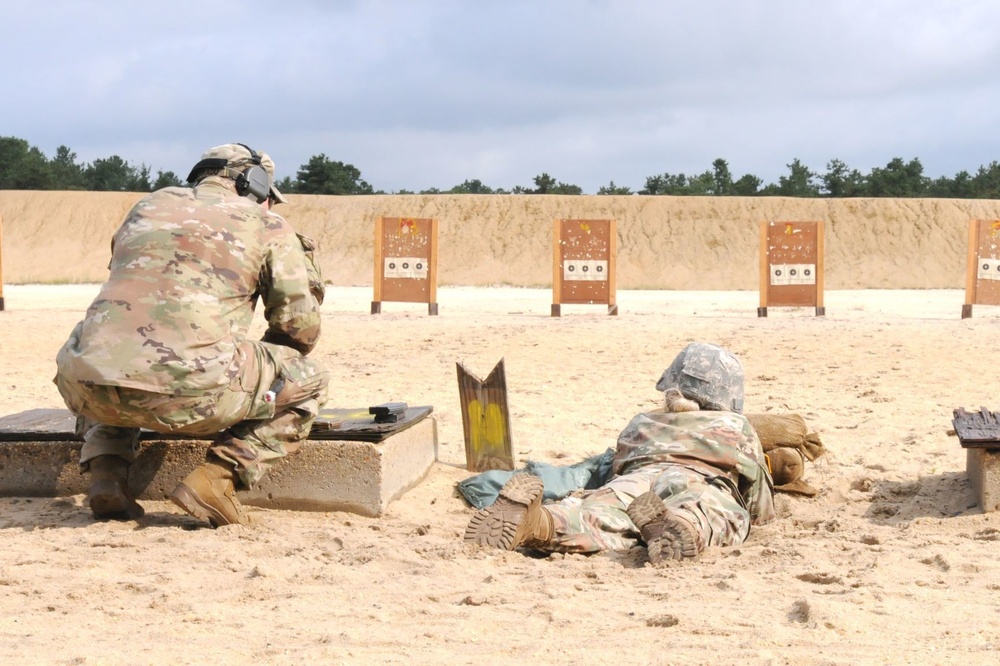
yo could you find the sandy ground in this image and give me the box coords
[1,284,1000,664]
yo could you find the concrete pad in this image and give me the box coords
[0,417,438,517]
[966,448,1000,512]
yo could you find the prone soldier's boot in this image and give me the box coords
[87,454,145,520]
[169,457,250,528]
[626,491,704,564]
[464,473,553,550]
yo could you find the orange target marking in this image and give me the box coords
[399,218,417,235]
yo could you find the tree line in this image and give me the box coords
[3,135,1000,198]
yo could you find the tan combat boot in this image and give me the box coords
[626,491,704,564]
[169,458,250,528]
[464,474,554,550]
[87,455,145,520]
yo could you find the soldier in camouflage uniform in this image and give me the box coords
[54,143,329,527]
[465,343,774,564]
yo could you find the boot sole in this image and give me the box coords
[170,482,230,528]
[464,474,544,550]
[89,482,144,521]
[626,491,702,563]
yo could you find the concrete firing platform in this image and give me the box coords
[0,408,438,517]
[966,448,1000,513]
[953,407,1000,513]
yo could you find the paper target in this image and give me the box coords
[384,257,428,279]
[563,259,608,281]
[977,257,1000,281]
[770,263,816,286]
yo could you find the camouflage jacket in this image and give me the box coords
[57,177,323,395]
[612,410,775,525]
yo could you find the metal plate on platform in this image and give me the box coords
[953,407,1000,447]
[0,406,433,444]
[311,406,433,442]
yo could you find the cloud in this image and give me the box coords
[4,0,1000,192]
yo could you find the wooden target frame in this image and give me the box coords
[0,212,5,311]
[551,219,617,317]
[371,216,439,315]
[758,221,825,317]
[962,219,1000,318]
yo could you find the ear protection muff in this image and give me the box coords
[186,143,272,204]
[232,143,271,204]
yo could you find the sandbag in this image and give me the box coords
[746,413,826,461]
[746,413,827,496]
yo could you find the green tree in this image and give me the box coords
[49,145,86,190]
[526,173,582,194]
[531,173,557,194]
[686,171,715,195]
[820,159,866,197]
[151,170,183,190]
[448,179,494,194]
[639,173,693,195]
[597,180,632,195]
[929,171,966,198]
[775,158,819,197]
[711,158,732,195]
[294,154,373,195]
[867,157,927,197]
[0,136,52,189]
[84,156,151,192]
[273,176,296,194]
[550,182,583,194]
[731,173,762,196]
[970,161,1000,198]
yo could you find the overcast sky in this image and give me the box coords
[4,0,1000,193]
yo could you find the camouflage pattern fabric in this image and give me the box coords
[655,342,745,412]
[54,176,327,487]
[540,410,774,554]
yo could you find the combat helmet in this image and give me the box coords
[655,342,745,413]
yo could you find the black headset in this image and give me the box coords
[186,143,271,204]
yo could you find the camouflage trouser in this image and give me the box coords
[54,339,329,489]
[543,463,751,554]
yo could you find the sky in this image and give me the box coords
[4,0,1000,194]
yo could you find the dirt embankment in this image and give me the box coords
[2,191,998,288]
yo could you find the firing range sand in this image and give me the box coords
[2,193,1000,663]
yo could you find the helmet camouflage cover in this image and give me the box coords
[655,342,745,413]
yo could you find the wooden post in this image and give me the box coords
[371,216,384,314]
[427,218,439,316]
[964,219,980,319]
[551,221,562,317]
[0,212,5,311]
[815,221,826,316]
[757,221,768,317]
[456,359,514,472]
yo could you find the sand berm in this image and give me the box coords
[3,191,999,288]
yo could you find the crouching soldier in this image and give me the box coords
[54,143,329,527]
[464,343,774,563]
